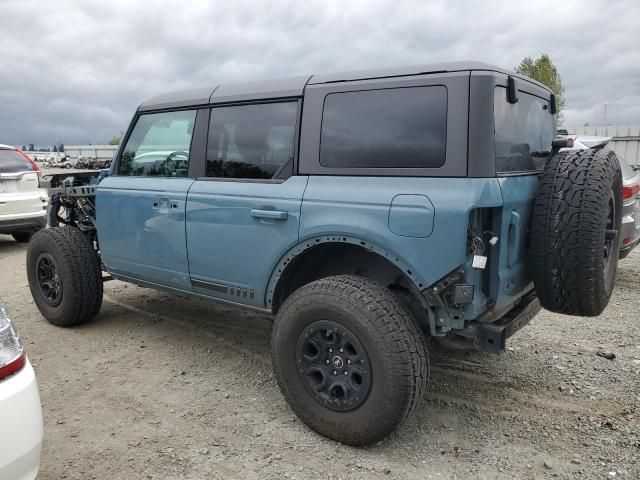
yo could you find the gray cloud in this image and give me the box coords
[1,0,638,146]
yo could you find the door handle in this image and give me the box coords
[251,209,288,220]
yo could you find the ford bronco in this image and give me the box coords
[26,62,623,445]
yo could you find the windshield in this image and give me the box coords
[494,86,555,173]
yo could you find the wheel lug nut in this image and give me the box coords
[328,348,333,353]
[333,370,337,376]
[339,348,343,353]
[343,371,348,375]
[325,360,330,364]
[347,359,351,364]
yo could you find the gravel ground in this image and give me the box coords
[0,233,638,480]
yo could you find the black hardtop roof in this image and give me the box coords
[138,61,549,111]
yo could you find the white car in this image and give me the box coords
[0,145,47,242]
[0,300,43,480]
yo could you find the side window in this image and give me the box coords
[319,86,447,169]
[206,102,298,180]
[118,110,196,177]
[494,87,554,173]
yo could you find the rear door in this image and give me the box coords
[492,84,555,307]
[96,109,201,291]
[185,100,306,308]
[0,148,42,217]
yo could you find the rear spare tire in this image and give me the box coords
[27,227,103,326]
[531,149,622,316]
[271,275,429,446]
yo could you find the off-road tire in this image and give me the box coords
[12,232,33,243]
[271,275,429,446]
[531,149,623,316]
[27,227,103,326]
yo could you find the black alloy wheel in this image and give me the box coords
[36,253,63,306]
[296,320,372,412]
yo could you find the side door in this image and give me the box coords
[186,100,307,308]
[96,108,203,291]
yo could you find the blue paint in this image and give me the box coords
[185,176,308,307]
[95,174,536,316]
[388,194,435,238]
[96,176,195,291]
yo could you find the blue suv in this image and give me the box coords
[27,62,623,445]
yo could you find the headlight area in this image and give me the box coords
[0,302,26,381]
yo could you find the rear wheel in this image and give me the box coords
[271,275,429,446]
[27,227,103,326]
[531,149,623,316]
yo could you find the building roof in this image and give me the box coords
[138,61,548,111]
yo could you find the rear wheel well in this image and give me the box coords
[271,243,426,320]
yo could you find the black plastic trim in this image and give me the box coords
[191,278,228,293]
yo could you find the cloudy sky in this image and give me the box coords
[1,0,638,147]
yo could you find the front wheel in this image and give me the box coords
[27,227,103,326]
[271,275,429,446]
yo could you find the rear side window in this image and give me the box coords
[118,110,196,177]
[0,149,34,174]
[206,102,298,180]
[494,87,554,173]
[319,86,447,169]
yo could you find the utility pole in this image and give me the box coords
[603,103,607,125]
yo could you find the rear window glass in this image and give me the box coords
[494,86,554,173]
[0,149,34,174]
[320,86,447,169]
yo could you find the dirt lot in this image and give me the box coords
[1,234,639,480]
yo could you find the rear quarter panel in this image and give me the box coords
[299,176,504,290]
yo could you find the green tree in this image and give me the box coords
[21,145,27,151]
[515,53,565,124]
[28,143,34,151]
[108,135,121,145]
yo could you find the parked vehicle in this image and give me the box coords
[73,156,95,169]
[0,299,43,480]
[0,145,46,242]
[558,133,640,257]
[72,157,110,170]
[28,62,624,445]
[90,158,111,170]
[618,157,640,257]
[42,157,73,169]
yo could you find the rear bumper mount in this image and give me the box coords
[477,291,541,353]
